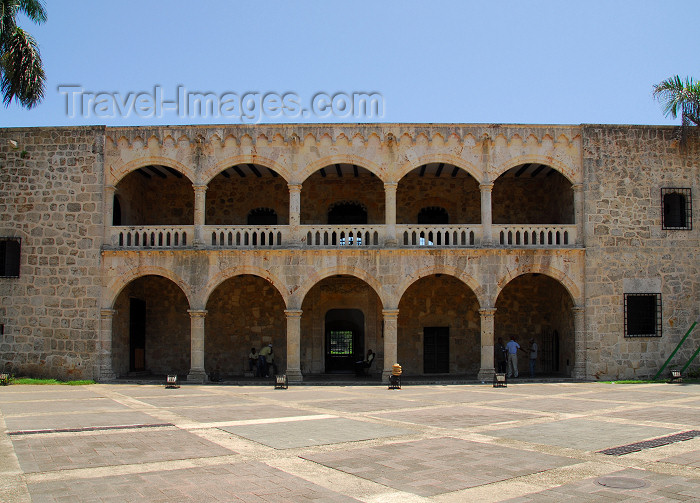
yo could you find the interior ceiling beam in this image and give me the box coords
[267,167,278,177]
[247,164,262,177]
[353,164,359,177]
[233,165,246,178]
[320,168,326,177]
[435,163,444,177]
[221,169,231,178]
[147,166,167,179]
[546,168,556,177]
[514,164,530,177]
[451,166,459,177]
[419,165,426,177]
[136,168,151,179]
[162,166,183,178]
[530,164,546,177]
[335,164,343,177]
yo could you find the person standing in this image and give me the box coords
[258,343,273,377]
[495,337,507,373]
[248,347,257,373]
[505,335,521,378]
[528,338,538,377]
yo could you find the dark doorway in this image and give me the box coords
[424,327,449,373]
[325,309,364,373]
[113,195,122,225]
[417,206,449,224]
[247,207,278,225]
[129,298,146,372]
[328,202,367,224]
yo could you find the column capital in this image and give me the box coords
[383,181,398,189]
[479,182,494,191]
[479,307,497,316]
[572,305,585,314]
[192,184,208,192]
[100,308,116,318]
[572,183,584,192]
[382,309,400,318]
[287,183,302,192]
[187,309,208,318]
[105,185,117,194]
[284,309,303,318]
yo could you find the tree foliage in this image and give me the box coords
[0,0,46,109]
[653,75,700,145]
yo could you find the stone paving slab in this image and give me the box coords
[133,394,255,408]
[603,406,700,426]
[101,385,217,397]
[486,397,630,414]
[221,417,412,449]
[373,404,541,428]
[500,467,700,502]
[303,397,425,413]
[659,449,700,468]
[487,418,678,451]
[0,397,131,416]
[174,403,316,423]
[3,410,164,432]
[0,389,101,402]
[11,428,235,472]
[303,436,579,497]
[26,461,360,503]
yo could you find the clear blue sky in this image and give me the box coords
[3,0,699,127]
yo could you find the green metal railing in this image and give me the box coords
[653,316,700,380]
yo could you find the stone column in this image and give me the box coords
[480,183,494,245]
[187,309,208,383]
[103,185,116,245]
[572,306,586,379]
[285,309,303,382]
[382,309,399,382]
[99,309,116,380]
[288,183,302,246]
[572,183,584,246]
[384,182,398,246]
[193,184,207,247]
[477,308,497,381]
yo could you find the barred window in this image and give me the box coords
[662,188,692,230]
[0,238,21,278]
[624,293,662,337]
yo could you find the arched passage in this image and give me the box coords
[398,274,480,375]
[397,163,481,224]
[112,275,190,377]
[492,163,574,224]
[300,275,383,374]
[204,275,286,378]
[114,165,194,225]
[495,273,574,377]
[206,163,289,225]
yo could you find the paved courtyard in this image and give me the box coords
[1,382,699,502]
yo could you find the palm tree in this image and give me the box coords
[0,0,46,109]
[653,75,700,144]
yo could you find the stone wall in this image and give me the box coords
[493,172,574,224]
[0,127,104,379]
[115,171,194,225]
[583,126,700,379]
[301,171,385,224]
[206,175,289,225]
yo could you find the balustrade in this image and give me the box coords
[396,225,479,247]
[493,225,576,247]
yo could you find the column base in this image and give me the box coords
[477,368,496,382]
[186,369,208,383]
[98,372,116,382]
[285,368,303,382]
[572,365,586,380]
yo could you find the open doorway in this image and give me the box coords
[325,309,364,373]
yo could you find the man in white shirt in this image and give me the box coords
[505,336,521,378]
[529,339,538,377]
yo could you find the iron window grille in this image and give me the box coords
[661,188,692,230]
[624,293,662,337]
[0,237,21,278]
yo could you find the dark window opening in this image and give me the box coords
[424,326,449,373]
[417,206,449,224]
[247,207,278,225]
[662,188,692,230]
[113,195,122,225]
[328,202,367,225]
[0,238,21,277]
[624,293,662,337]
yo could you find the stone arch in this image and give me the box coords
[202,155,290,185]
[105,266,194,310]
[394,265,486,309]
[299,155,385,184]
[292,266,388,310]
[494,265,581,307]
[202,266,289,308]
[109,156,195,186]
[491,155,579,185]
[395,154,482,184]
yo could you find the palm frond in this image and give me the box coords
[0,26,44,108]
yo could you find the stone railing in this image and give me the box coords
[110,226,193,248]
[206,226,285,247]
[396,225,480,247]
[301,225,382,247]
[493,225,577,246]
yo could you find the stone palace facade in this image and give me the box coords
[0,124,698,382]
